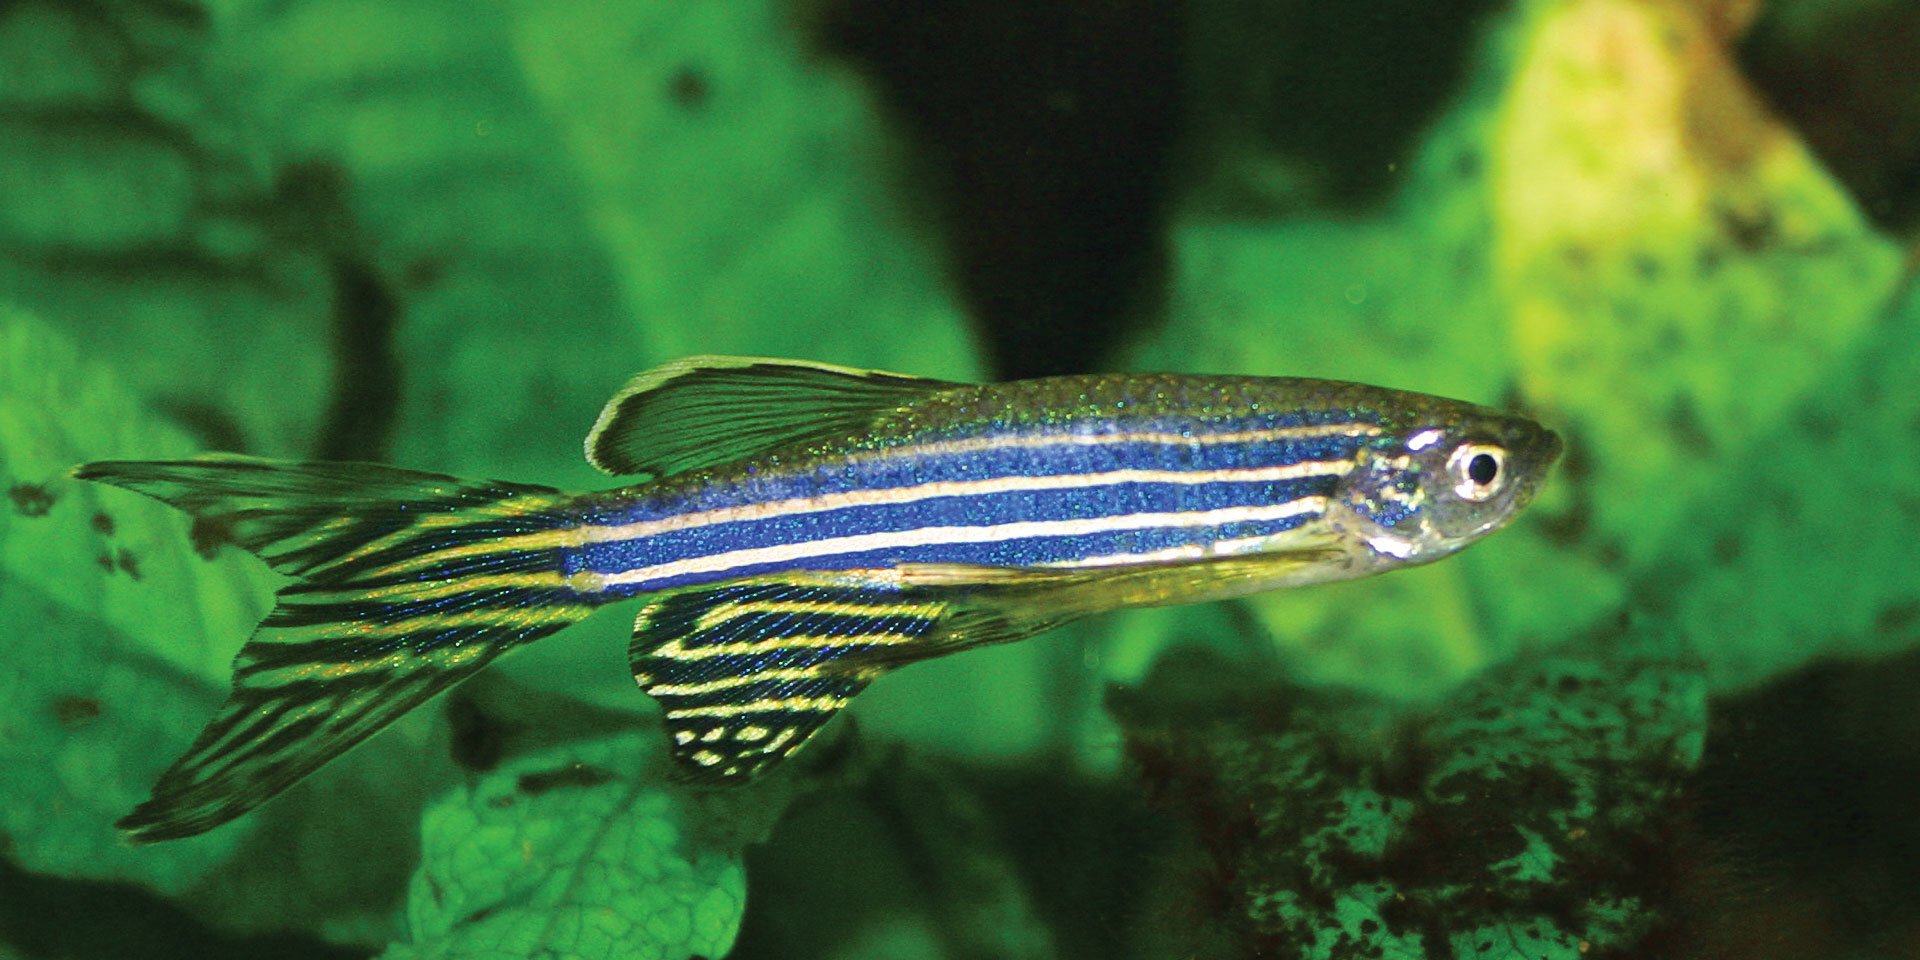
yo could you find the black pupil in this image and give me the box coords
[1467,453,1499,486]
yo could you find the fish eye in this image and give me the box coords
[1447,443,1507,501]
[1468,453,1498,485]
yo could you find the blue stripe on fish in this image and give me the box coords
[570,427,1375,524]
[575,473,1341,579]
[562,422,1374,594]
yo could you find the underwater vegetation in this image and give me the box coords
[1,0,1917,958]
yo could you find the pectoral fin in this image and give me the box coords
[898,545,1349,610]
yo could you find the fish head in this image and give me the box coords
[1328,405,1562,567]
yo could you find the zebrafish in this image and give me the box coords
[76,356,1561,840]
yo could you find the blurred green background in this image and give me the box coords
[2,0,1917,957]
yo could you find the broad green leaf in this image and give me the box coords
[1111,619,1705,959]
[1655,276,1920,690]
[1493,0,1905,570]
[508,0,980,376]
[1125,0,1906,703]
[0,306,276,890]
[0,0,334,458]
[0,307,442,948]
[385,732,753,960]
[206,0,980,492]
[206,0,646,485]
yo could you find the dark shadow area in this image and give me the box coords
[812,0,1186,380]
[313,255,402,463]
[728,751,1165,960]
[810,0,1502,379]
[1740,2,1920,237]
[0,858,367,960]
[1182,0,1505,209]
[1692,646,1920,958]
[272,162,404,464]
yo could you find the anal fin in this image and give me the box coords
[630,578,955,782]
[632,548,1349,785]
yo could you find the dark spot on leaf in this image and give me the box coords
[669,66,710,108]
[486,794,516,810]
[95,554,116,574]
[517,762,615,796]
[459,904,500,927]
[1795,405,1841,442]
[446,695,504,773]
[1361,918,1380,935]
[1696,244,1724,276]
[1857,368,1883,406]
[8,483,54,517]
[1766,487,1803,524]
[402,256,449,290]
[115,549,141,580]
[1556,427,1593,482]
[1875,601,1920,638]
[1556,675,1584,694]
[1712,533,1743,564]
[91,512,115,535]
[53,696,102,728]
[1632,252,1661,281]
[189,515,236,560]
[1665,396,1715,455]
[1656,322,1684,354]
[1535,496,1591,545]
[1717,201,1778,252]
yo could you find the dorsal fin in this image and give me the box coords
[584,356,964,478]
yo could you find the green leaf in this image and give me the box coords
[385,732,751,960]
[0,1,335,459]
[1492,0,1905,570]
[0,306,279,891]
[509,0,981,375]
[1653,276,1920,689]
[0,306,440,947]
[204,0,980,491]
[1112,618,1706,959]
[1122,0,1910,703]
[209,0,649,484]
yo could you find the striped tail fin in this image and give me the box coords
[74,455,596,842]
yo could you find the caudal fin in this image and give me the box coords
[75,455,595,842]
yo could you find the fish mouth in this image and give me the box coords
[1502,422,1564,512]
[1532,426,1565,469]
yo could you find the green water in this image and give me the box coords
[1,0,1916,957]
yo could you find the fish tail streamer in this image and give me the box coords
[74,455,595,842]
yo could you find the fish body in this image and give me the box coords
[571,372,1550,597]
[76,357,1560,840]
